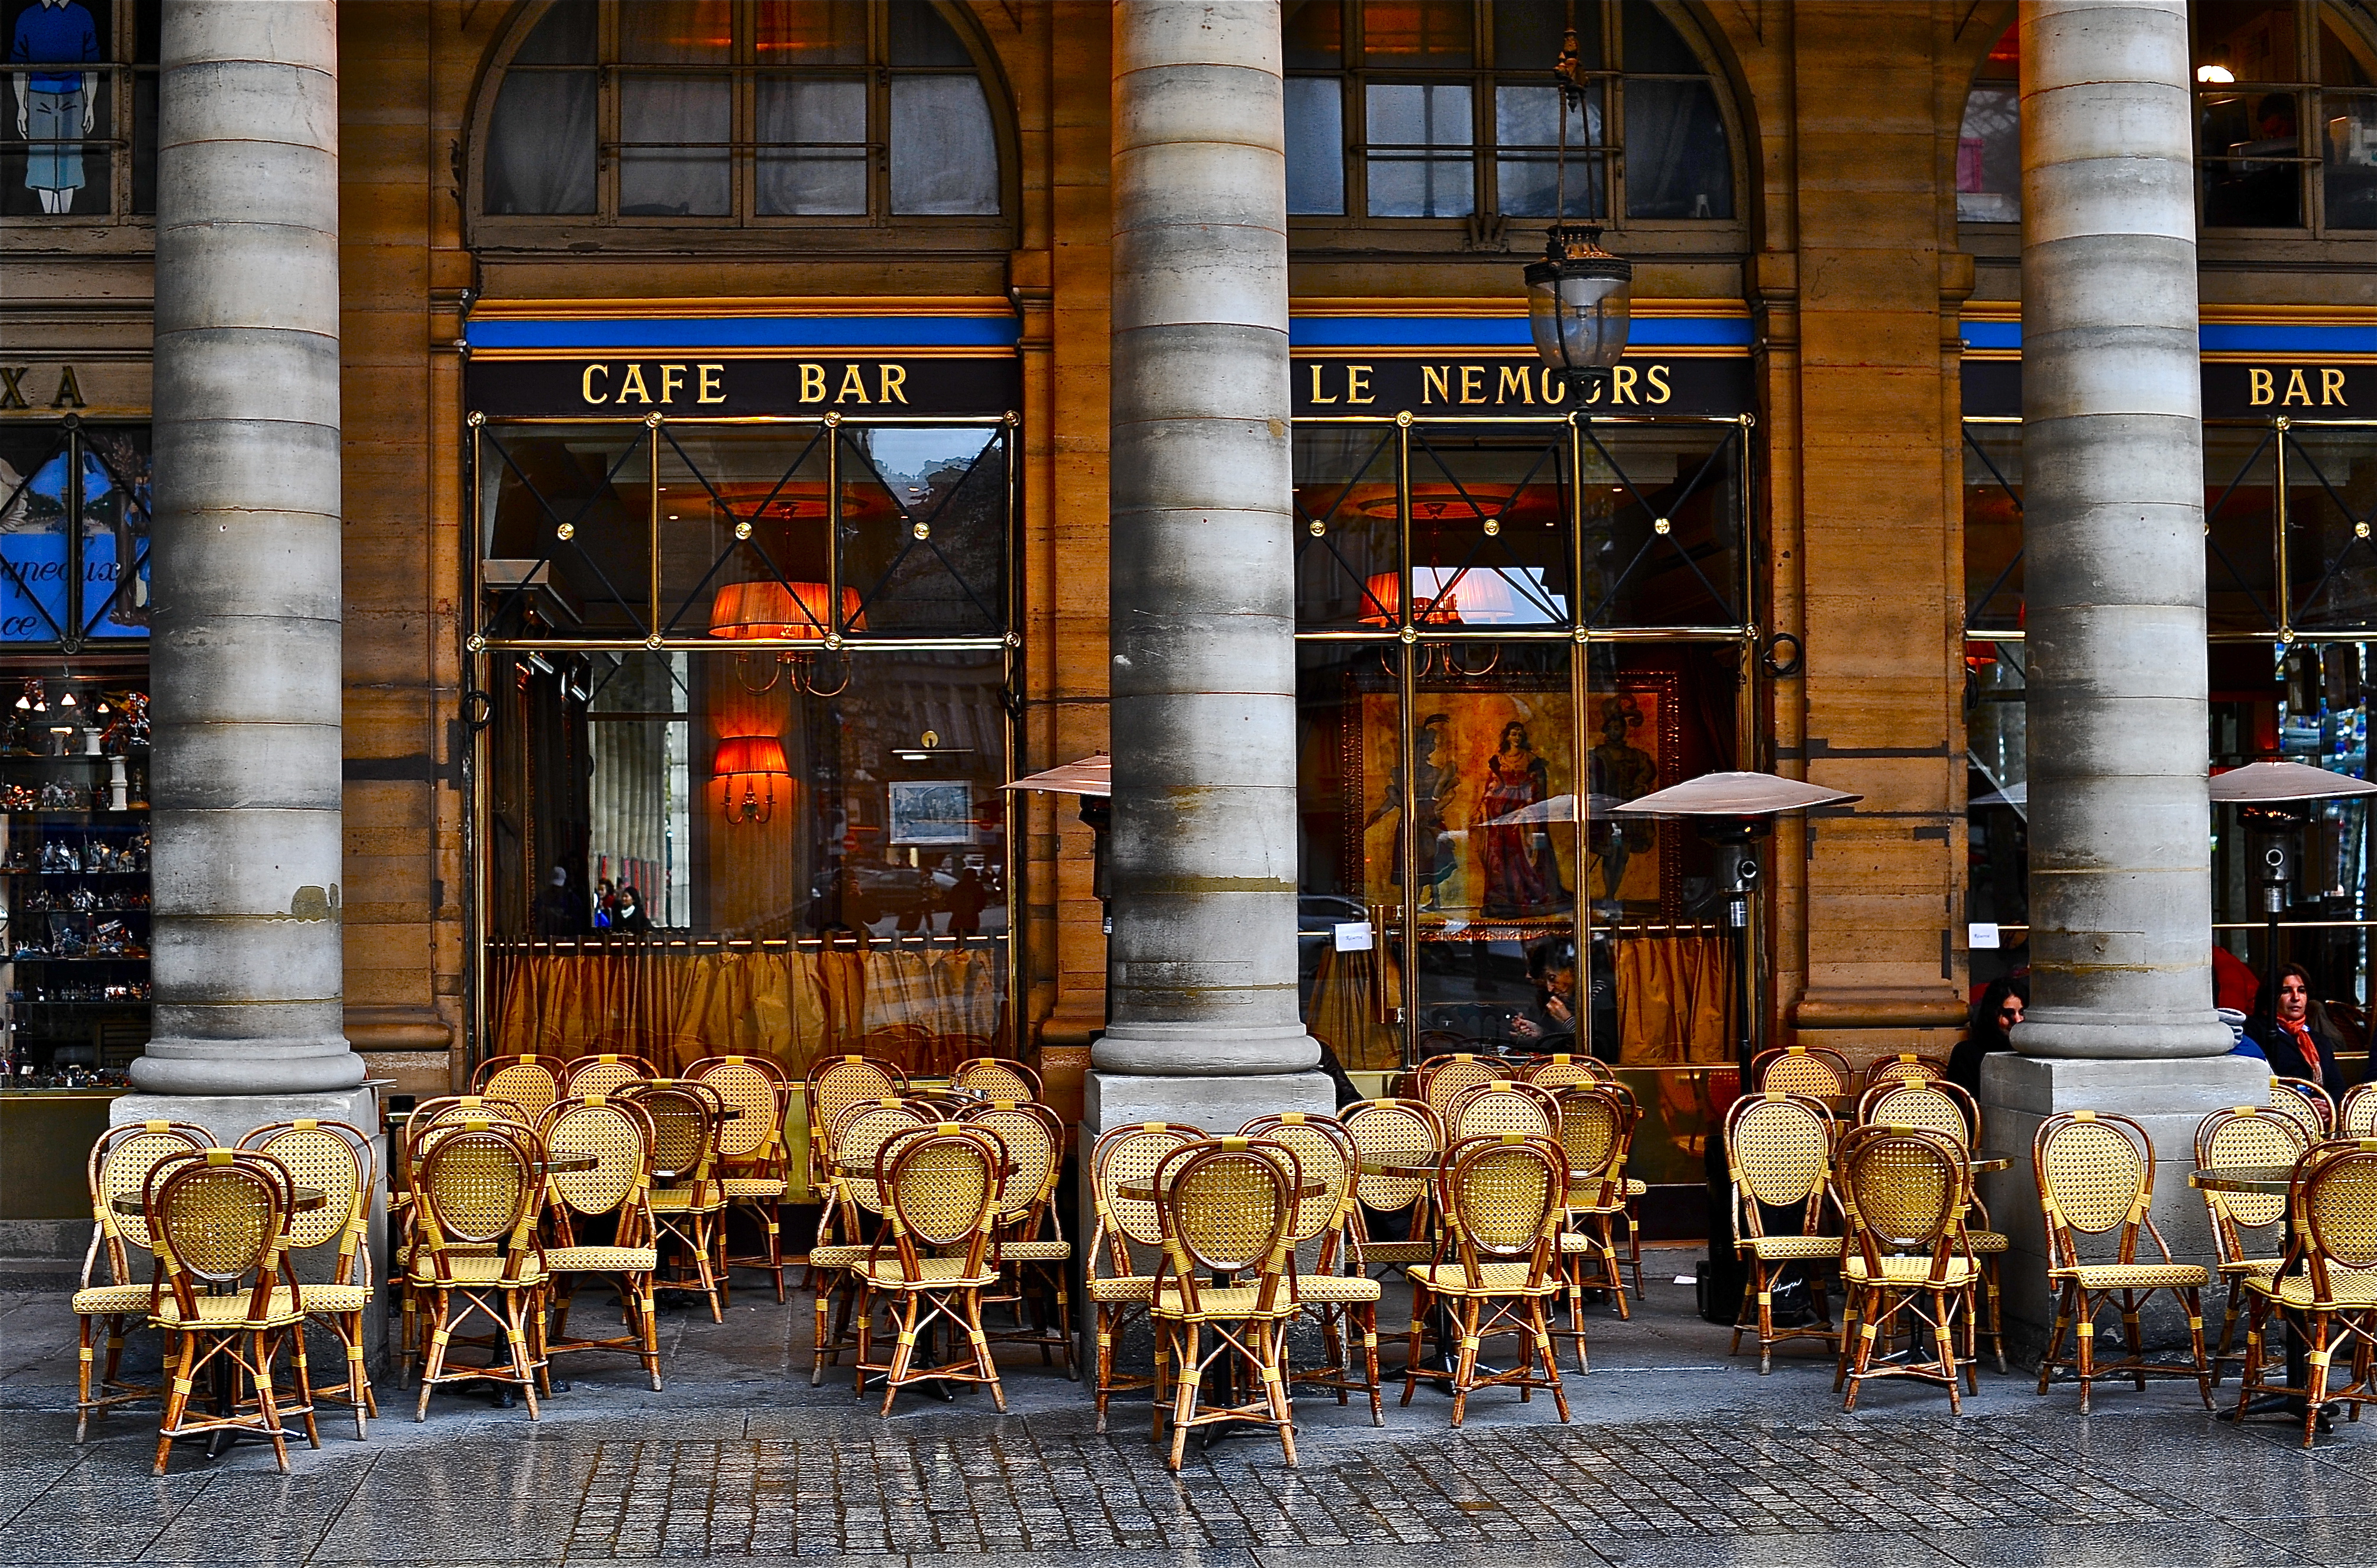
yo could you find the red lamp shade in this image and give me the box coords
[713,735,790,780]
[708,579,865,640]
[1358,568,1521,627]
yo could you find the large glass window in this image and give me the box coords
[472,413,1017,1077]
[1284,0,1735,225]
[1961,416,2377,1035]
[1955,22,2020,224]
[2193,0,2377,231]
[1,0,156,220]
[0,422,148,646]
[477,0,1003,230]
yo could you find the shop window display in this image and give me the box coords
[472,415,1016,1083]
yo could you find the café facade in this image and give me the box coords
[1,0,2372,1226]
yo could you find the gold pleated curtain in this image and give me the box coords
[1612,929,1734,1065]
[488,940,1006,1077]
[1305,944,1403,1073]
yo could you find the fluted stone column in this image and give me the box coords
[1090,0,1329,1129]
[124,0,358,1105]
[1978,0,2262,1356]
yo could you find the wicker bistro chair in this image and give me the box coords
[536,1094,664,1391]
[1832,1125,1982,1411]
[804,1055,908,1210]
[145,1149,319,1474]
[409,1125,550,1420]
[470,1054,569,1119]
[1401,1134,1572,1427]
[1417,1055,1502,1126]
[619,1080,726,1320]
[72,1120,210,1441]
[1241,1112,1384,1423]
[1863,1053,1950,1096]
[1866,1079,2010,1372]
[953,1055,1042,1102]
[1085,1120,1206,1431]
[235,1120,378,1439]
[564,1053,659,1099]
[809,1099,935,1384]
[1443,1079,1561,1143]
[1724,1092,1844,1373]
[848,1125,1011,1414]
[2270,1077,2339,1141]
[1752,1044,1855,1100]
[958,1098,1075,1376]
[688,1054,795,1303]
[2195,1106,2313,1383]
[1526,1054,1614,1093]
[2341,1083,2377,1138]
[2032,1110,2214,1412]
[1148,1138,1304,1470]
[1553,1086,1638,1359]
[1339,1099,1445,1276]
[2236,1141,2377,1445]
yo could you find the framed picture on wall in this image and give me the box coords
[888,780,974,846]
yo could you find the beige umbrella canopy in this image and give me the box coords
[2206,760,2377,804]
[1002,753,1110,798]
[1610,770,1861,818]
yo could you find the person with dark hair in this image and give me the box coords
[1947,976,2027,1096]
[2245,961,2351,1097]
[611,883,652,935]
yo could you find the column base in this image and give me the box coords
[1081,1068,1336,1136]
[129,1038,364,1096]
[2012,1007,2236,1059]
[1976,1051,2268,1365]
[1089,1021,1322,1077]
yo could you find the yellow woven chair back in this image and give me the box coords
[1092,1121,1206,1249]
[2196,1106,2307,1238]
[238,1119,371,1256]
[1239,1113,1356,1246]
[538,1096,654,1217]
[1419,1054,1501,1122]
[89,1120,209,1258]
[1554,1086,1633,1209]
[688,1057,782,1161]
[1154,1140,1295,1277]
[2037,1112,2151,1237]
[415,1126,540,1263]
[2301,1145,2377,1274]
[470,1055,567,1118]
[2342,1083,2377,1139]
[885,1129,1003,1255]
[953,1056,1042,1103]
[962,1100,1063,1219]
[807,1055,907,1156]
[1753,1045,1852,1099]
[1863,1053,1948,1094]
[831,1100,934,1215]
[621,1080,720,1180]
[1445,1080,1558,1142]
[2269,1077,2336,1141]
[1526,1055,1611,1092]
[1340,1097,1441,1216]
[1837,1126,1964,1268]
[152,1154,287,1314]
[1865,1083,1976,1149]
[564,1054,658,1099]
[1443,1136,1562,1275]
[1727,1093,1832,1210]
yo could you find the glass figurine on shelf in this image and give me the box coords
[101,692,148,754]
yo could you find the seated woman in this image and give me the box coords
[1947,977,2026,1096]
[2244,961,2353,1098]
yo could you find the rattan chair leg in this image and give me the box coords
[1164,1321,1199,1471]
[2120,1291,2146,1391]
[150,1332,193,1475]
[1399,1287,1429,1407]
[1263,1323,1297,1467]
[249,1329,292,1472]
[1093,1304,1117,1432]
[966,1290,1008,1414]
[2185,1287,2214,1409]
[1449,1299,1481,1428]
[1933,1291,1961,1416]
[74,1316,97,1441]
[2304,1311,2333,1449]
[877,1294,917,1416]
[2038,1287,2074,1397]
[810,1279,837,1385]
[2077,1311,2098,1414]
[1981,1259,2006,1373]
[1358,1302,1383,1425]
[1842,1290,1881,1411]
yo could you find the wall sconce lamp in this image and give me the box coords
[714,734,790,825]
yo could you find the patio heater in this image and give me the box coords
[1521,27,1632,404]
[2208,759,2377,979]
[1610,771,1860,1323]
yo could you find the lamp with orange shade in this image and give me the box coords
[708,579,864,695]
[714,734,791,825]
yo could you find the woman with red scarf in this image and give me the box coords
[2244,962,2353,1098]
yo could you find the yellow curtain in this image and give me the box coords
[1306,945,1401,1073]
[1613,929,1734,1065]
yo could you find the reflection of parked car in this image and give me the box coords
[847,862,925,925]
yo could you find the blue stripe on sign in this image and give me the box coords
[1962,320,2377,355]
[464,316,1022,351]
[1286,316,1753,349]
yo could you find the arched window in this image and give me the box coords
[475,0,1006,231]
[1955,22,2019,223]
[1283,0,1737,226]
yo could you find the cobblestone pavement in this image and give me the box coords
[5,1253,2375,1567]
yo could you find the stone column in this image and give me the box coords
[1980,0,2262,1355]
[122,0,361,1119]
[1092,0,1329,1131]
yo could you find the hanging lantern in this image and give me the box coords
[708,579,864,696]
[1522,28,1632,402]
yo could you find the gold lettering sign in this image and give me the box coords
[2246,365,2355,408]
[1405,361,1677,408]
[577,361,734,407]
[0,365,88,411]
